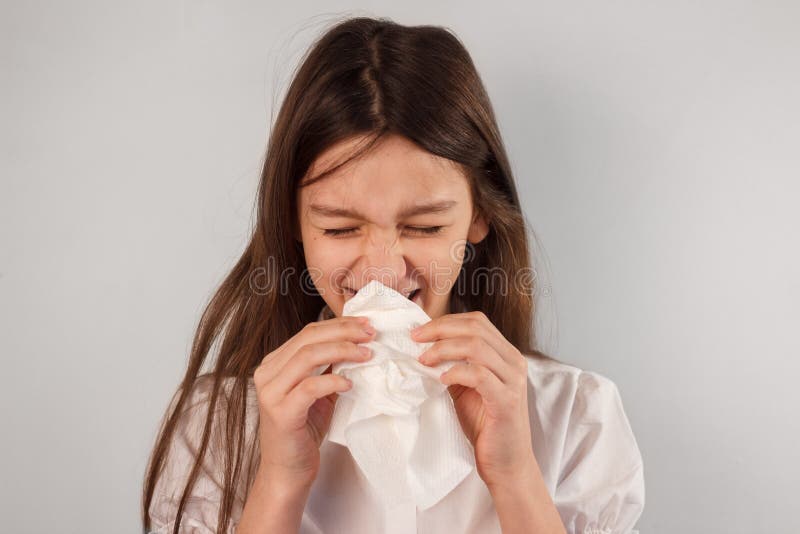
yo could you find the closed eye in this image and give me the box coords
[322,226,445,237]
[323,227,358,237]
[405,225,444,236]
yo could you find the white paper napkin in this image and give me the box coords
[312,280,475,510]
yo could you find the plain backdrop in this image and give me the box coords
[2,1,799,533]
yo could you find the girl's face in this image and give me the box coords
[297,134,488,319]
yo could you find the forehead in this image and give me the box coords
[298,135,471,214]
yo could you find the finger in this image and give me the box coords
[411,312,523,369]
[281,374,354,427]
[418,336,517,384]
[263,315,372,366]
[268,340,373,399]
[440,362,512,412]
[259,317,375,382]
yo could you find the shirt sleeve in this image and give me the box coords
[147,378,241,534]
[553,370,645,534]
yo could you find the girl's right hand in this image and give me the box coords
[252,315,375,489]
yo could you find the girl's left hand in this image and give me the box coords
[411,311,536,490]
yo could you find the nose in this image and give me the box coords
[349,229,408,292]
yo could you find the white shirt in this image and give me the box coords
[148,314,645,534]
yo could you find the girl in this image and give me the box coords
[142,16,645,534]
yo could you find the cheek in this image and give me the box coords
[411,240,466,289]
[301,238,360,285]
[301,238,333,274]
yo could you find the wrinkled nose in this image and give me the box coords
[349,231,408,293]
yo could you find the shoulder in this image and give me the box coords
[522,353,645,532]
[523,352,585,383]
[523,352,627,422]
[154,374,259,496]
[148,375,259,532]
[155,376,227,487]
[521,352,643,481]
[169,374,259,427]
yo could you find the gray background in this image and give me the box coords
[2,1,798,533]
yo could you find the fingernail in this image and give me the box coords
[359,346,372,357]
[363,326,375,335]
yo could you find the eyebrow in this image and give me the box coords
[308,199,457,220]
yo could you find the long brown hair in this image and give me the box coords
[142,15,558,533]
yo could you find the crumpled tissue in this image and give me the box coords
[312,280,475,510]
